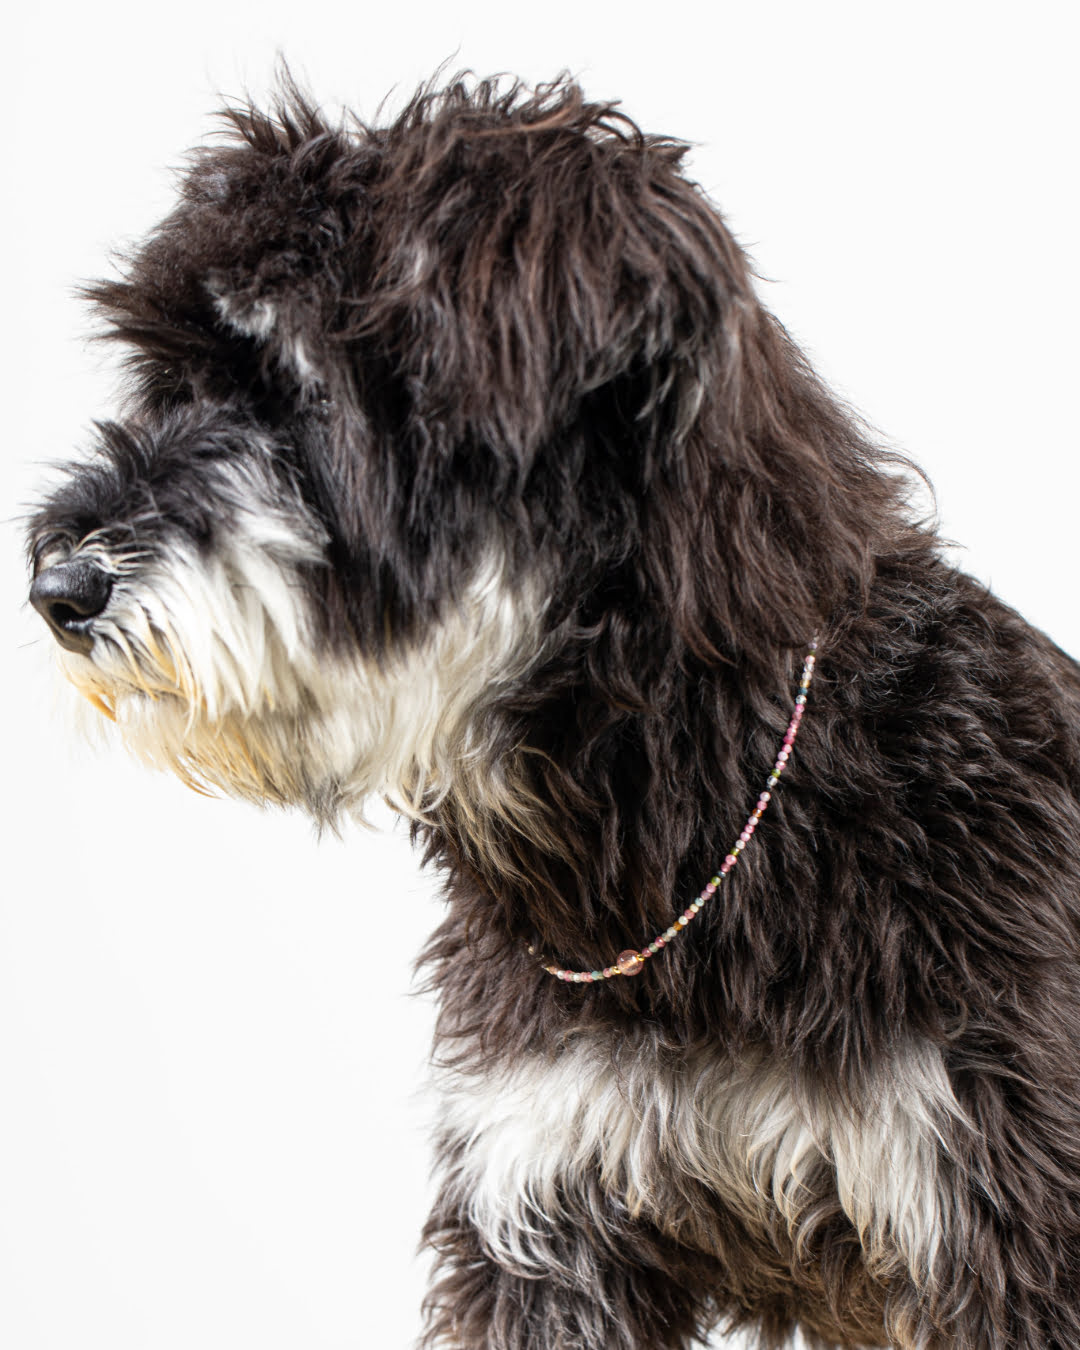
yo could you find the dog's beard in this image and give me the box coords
[55,521,543,827]
[55,503,334,806]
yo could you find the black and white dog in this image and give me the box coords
[27,74,1080,1349]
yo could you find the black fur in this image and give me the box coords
[28,74,1080,1349]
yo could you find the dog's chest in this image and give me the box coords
[435,1034,956,1287]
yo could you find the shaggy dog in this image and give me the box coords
[27,75,1080,1349]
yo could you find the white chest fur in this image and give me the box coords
[434,1033,961,1289]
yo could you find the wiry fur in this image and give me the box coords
[27,72,1080,1348]
[433,1034,962,1344]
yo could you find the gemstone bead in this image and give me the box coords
[617,950,645,977]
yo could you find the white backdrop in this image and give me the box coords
[3,3,1078,1348]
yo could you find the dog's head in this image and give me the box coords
[28,74,899,848]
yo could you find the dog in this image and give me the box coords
[26,73,1080,1349]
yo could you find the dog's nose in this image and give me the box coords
[30,559,113,653]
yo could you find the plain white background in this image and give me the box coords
[3,3,1078,1347]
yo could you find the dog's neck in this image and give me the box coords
[417,628,824,993]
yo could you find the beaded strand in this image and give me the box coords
[533,638,818,983]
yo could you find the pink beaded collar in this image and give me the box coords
[532,639,818,983]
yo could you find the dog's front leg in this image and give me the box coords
[419,1157,720,1350]
[419,1051,723,1349]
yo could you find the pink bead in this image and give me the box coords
[617,950,644,976]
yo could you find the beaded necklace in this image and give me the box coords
[532,639,818,983]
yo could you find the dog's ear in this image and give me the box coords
[86,86,375,403]
[348,81,755,480]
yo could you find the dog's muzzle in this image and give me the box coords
[30,559,113,654]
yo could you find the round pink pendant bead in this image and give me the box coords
[617,949,645,977]
[537,638,818,983]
